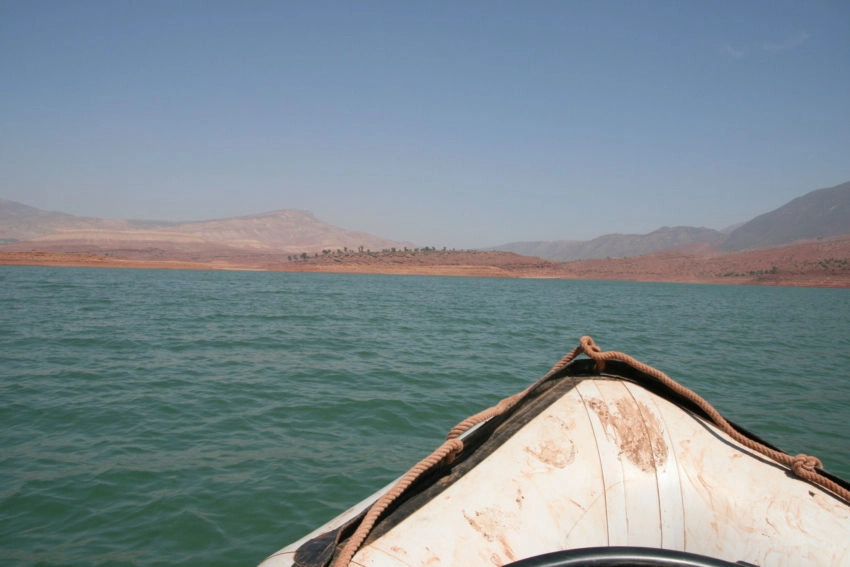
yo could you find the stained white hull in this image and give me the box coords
[260,360,850,567]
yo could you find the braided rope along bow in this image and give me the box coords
[331,344,584,567]
[575,336,849,504]
[331,336,849,567]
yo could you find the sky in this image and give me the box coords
[2,1,849,249]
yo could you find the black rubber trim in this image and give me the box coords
[503,546,748,567]
[293,356,849,566]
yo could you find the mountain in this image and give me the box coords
[5,178,850,262]
[0,200,410,256]
[487,239,582,261]
[719,181,850,251]
[494,226,724,262]
[0,199,142,243]
[493,180,850,261]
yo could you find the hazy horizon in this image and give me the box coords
[2,2,849,249]
[0,190,804,249]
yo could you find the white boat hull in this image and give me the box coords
[260,360,850,567]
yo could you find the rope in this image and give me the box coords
[574,336,850,504]
[332,438,464,567]
[330,336,849,566]
[332,344,583,567]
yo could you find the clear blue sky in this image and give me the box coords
[2,1,849,248]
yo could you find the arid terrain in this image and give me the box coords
[3,184,850,287]
[3,235,850,287]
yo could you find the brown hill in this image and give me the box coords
[0,200,410,259]
[558,236,850,287]
[3,196,850,287]
[272,248,561,278]
[495,226,724,261]
[0,198,140,242]
[719,180,850,251]
[493,180,850,261]
[2,236,848,287]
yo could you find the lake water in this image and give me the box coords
[2,266,849,566]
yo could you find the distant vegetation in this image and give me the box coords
[3,180,849,286]
[287,246,453,262]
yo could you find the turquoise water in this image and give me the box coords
[1,266,849,566]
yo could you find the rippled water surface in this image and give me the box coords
[2,267,849,566]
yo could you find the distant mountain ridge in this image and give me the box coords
[719,180,850,251]
[0,200,410,256]
[495,226,724,262]
[493,180,850,261]
[4,179,850,261]
[0,199,145,242]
